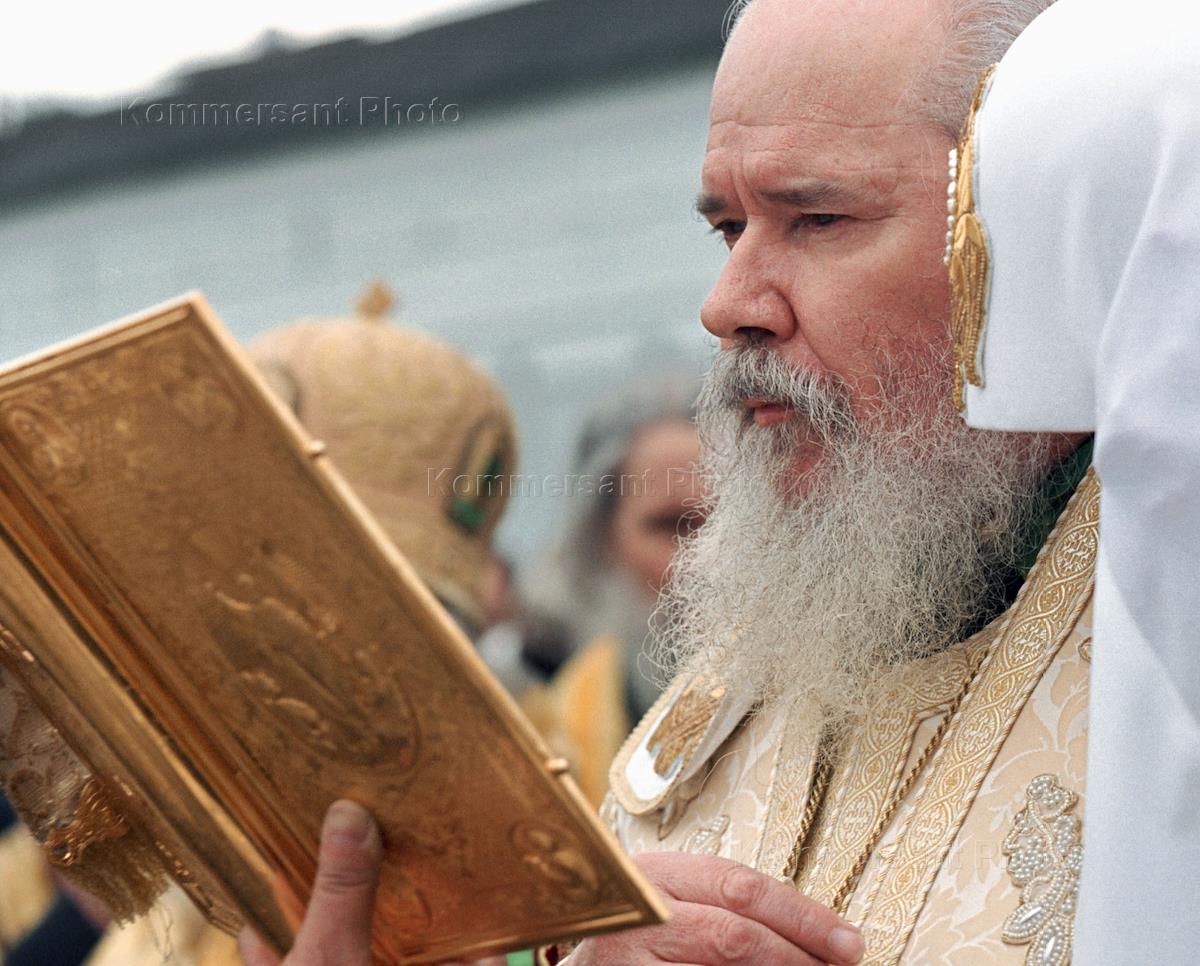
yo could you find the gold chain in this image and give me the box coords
[791,643,992,914]
[784,748,835,879]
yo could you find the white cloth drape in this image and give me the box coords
[961,1,1200,961]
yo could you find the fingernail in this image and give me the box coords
[323,800,374,848]
[830,925,864,963]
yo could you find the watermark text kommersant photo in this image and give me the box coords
[427,468,704,501]
[120,97,461,128]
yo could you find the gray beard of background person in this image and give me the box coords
[521,377,700,724]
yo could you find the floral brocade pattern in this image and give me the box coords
[861,472,1098,964]
[896,619,1092,965]
[794,632,994,907]
[608,472,1100,965]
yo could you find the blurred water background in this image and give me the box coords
[0,3,729,567]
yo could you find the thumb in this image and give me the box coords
[237,926,282,966]
[291,799,383,964]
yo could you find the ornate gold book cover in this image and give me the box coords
[0,293,667,962]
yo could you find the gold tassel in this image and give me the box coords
[50,821,169,924]
[37,778,168,923]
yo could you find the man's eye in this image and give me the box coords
[710,220,745,246]
[797,213,843,229]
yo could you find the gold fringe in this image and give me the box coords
[5,776,170,924]
[50,818,169,923]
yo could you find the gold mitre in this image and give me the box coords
[247,283,517,632]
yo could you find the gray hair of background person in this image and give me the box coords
[521,375,699,648]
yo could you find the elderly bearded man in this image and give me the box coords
[240,0,1097,964]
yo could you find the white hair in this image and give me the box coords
[723,0,1055,136]
[919,0,1056,134]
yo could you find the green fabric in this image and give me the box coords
[1015,437,1094,577]
[507,952,535,966]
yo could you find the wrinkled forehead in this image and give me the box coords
[711,0,950,136]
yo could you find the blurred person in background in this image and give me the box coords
[519,379,702,805]
[473,553,553,697]
[247,282,517,641]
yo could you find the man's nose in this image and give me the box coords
[700,245,796,344]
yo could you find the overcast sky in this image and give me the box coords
[1,0,531,102]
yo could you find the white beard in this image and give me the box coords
[652,346,1055,735]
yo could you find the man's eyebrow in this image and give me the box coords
[694,181,860,218]
[694,192,726,217]
[762,182,853,208]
